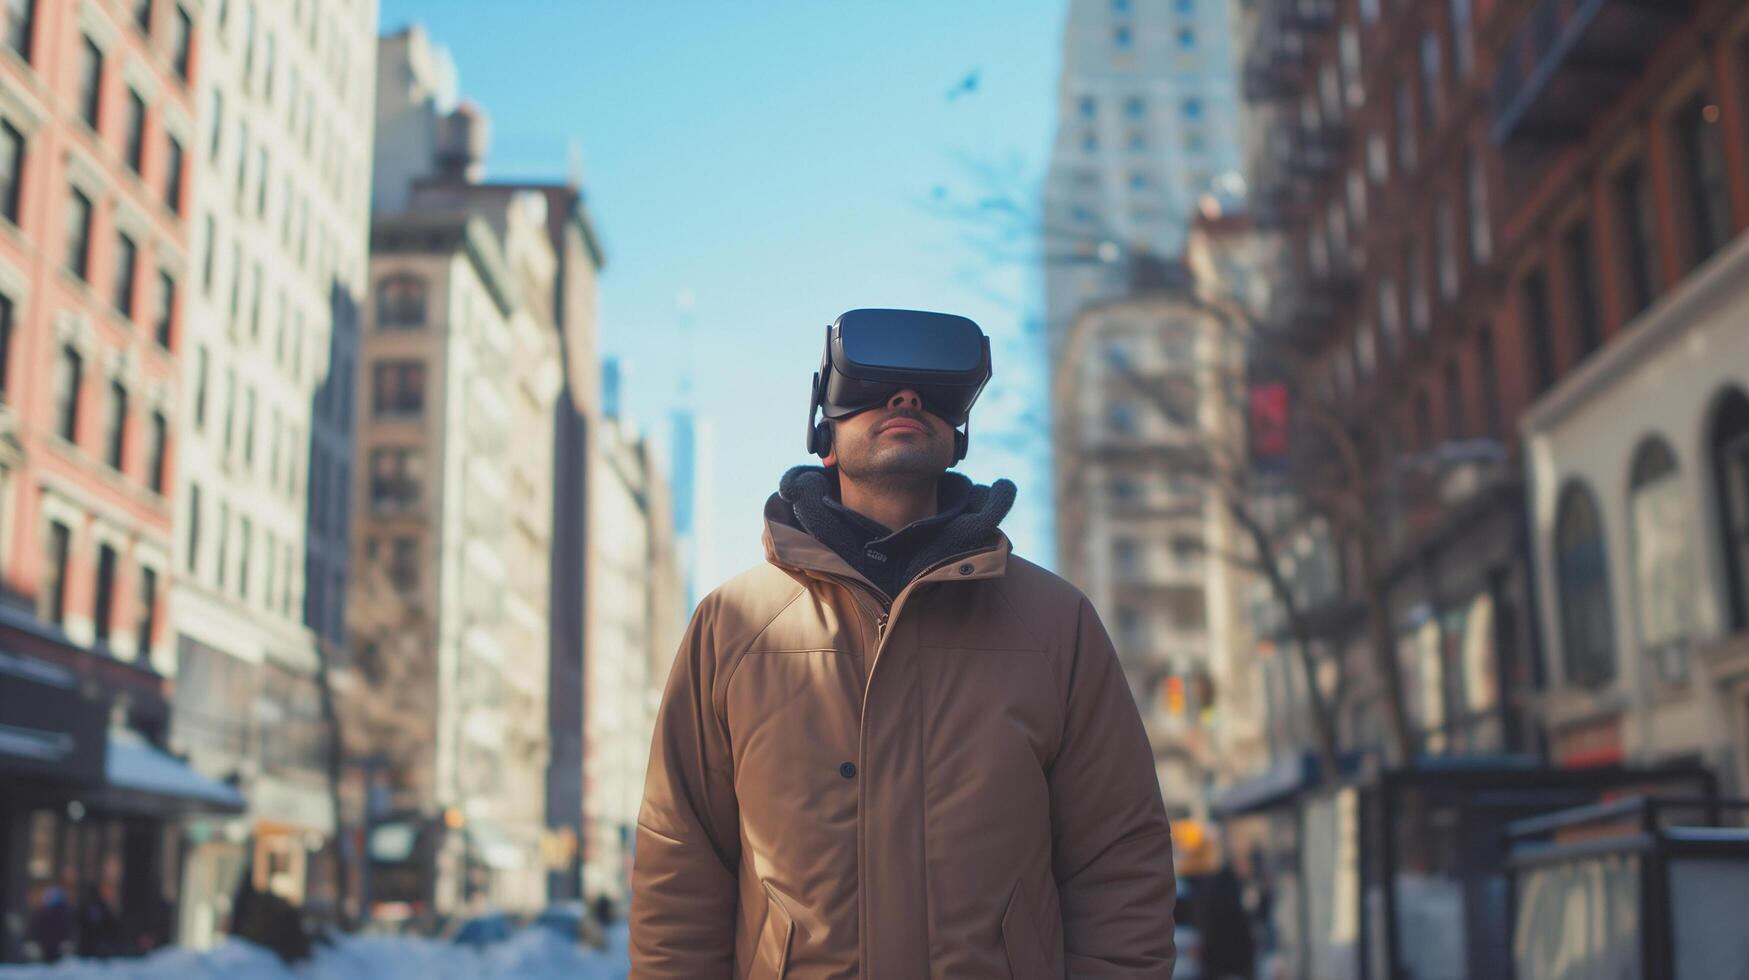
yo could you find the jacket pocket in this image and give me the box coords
[748,880,794,980]
[1001,880,1051,980]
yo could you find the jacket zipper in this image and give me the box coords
[832,546,990,979]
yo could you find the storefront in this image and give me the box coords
[0,650,244,963]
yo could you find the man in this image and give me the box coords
[631,310,1176,978]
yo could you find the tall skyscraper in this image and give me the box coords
[1042,0,1244,351]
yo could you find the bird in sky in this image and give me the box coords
[946,69,980,101]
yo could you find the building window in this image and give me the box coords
[1376,277,1400,354]
[1672,98,1734,269]
[5,0,34,60]
[113,232,137,317]
[1114,25,1132,48]
[78,37,103,129]
[369,447,423,512]
[124,90,146,173]
[93,542,117,645]
[1108,399,1139,436]
[241,386,255,466]
[55,345,81,442]
[372,362,426,420]
[1407,239,1430,334]
[1124,95,1144,120]
[164,135,183,213]
[66,188,93,281]
[134,0,152,30]
[227,241,242,322]
[171,5,191,79]
[207,89,223,161]
[1413,390,1433,451]
[263,534,277,610]
[237,516,251,599]
[201,214,217,293]
[1523,270,1556,394]
[154,271,175,349]
[248,263,262,338]
[1078,95,1095,119]
[1443,359,1465,440]
[1182,97,1203,120]
[255,146,268,217]
[1450,0,1473,77]
[1113,537,1141,580]
[214,500,228,588]
[389,537,418,591]
[1465,149,1491,263]
[377,274,427,327]
[147,410,166,493]
[1177,27,1195,48]
[104,380,127,470]
[1394,83,1416,172]
[185,482,201,573]
[221,367,236,454]
[192,344,208,428]
[0,293,11,402]
[1614,162,1661,318]
[1563,221,1602,360]
[1628,438,1695,686]
[43,520,70,626]
[1555,482,1617,690]
[1,119,23,225]
[1435,202,1459,300]
[1477,325,1500,438]
[1713,388,1749,631]
[136,566,157,661]
[1360,0,1379,22]
[1368,131,1389,185]
[1419,31,1442,131]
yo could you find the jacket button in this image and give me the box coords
[958,563,974,575]
[839,762,857,779]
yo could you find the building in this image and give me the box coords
[165,0,376,945]
[0,0,253,962]
[582,373,682,905]
[1042,0,1244,354]
[369,24,609,904]
[1231,0,1555,778]
[1512,2,1749,785]
[1050,253,1242,815]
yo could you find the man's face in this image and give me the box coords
[822,388,955,485]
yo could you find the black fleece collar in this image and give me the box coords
[773,465,1016,601]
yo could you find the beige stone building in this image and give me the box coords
[352,197,557,914]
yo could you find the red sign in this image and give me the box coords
[1249,383,1290,462]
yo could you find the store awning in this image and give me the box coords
[1208,753,1321,818]
[104,728,246,812]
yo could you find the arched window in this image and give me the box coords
[1627,437,1695,686]
[1554,482,1616,689]
[376,274,427,328]
[1711,388,1749,631]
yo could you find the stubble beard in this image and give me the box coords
[836,426,948,494]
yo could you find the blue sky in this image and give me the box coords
[377,0,1069,588]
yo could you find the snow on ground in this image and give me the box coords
[0,924,630,980]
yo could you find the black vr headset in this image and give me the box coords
[807,309,993,464]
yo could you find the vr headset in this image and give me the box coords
[807,308,992,464]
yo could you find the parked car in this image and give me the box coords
[528,901,606,949]
[449,911,514,948]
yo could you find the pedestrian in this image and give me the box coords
[26,886,73,963]
[74,884,124,959]
[631,310,1177,978]
[1194,861,1256,980]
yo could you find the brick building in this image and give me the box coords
[0,0,241,962]
[1236,0,1749,773]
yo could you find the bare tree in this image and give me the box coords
[929,158,1418,781]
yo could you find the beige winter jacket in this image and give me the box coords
[629,497,1177,979]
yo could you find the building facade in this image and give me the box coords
[0,0,237,961]
[167,0,376,945]
[1043,0,1245,354]
[1514,3,1749,784]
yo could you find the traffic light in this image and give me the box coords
[1165,675,1185,715]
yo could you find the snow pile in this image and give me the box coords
[0,925,630,980]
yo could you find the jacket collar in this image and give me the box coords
[761,491,1012,590]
